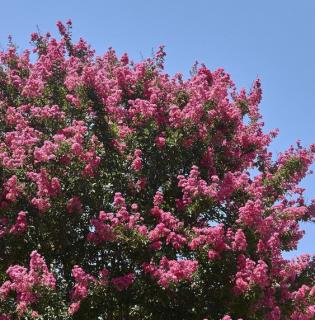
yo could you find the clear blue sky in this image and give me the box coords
[1,0,314,257]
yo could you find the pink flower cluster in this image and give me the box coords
[27,169,61,213]
[149,205,187,250]
[87,193,146,244]
[234,255,269,294]
[69,265,135,315]
[131,149,143,172]
[111,273,135,291]
[189,224,228,259]
[143,256,198,287]
[68,265,96,315]
[0,251,56,316]
[177,166,218,207]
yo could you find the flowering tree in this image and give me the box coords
[0,20,315,320]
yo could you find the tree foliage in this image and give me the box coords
[0,20,315,320]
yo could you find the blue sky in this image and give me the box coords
[0,0,314,257]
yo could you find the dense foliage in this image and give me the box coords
[1,20,315,319]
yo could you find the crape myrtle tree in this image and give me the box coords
[0,20,315,320]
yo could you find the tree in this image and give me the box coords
[0,20,315,320]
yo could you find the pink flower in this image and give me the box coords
[56,21,67,35]
[232,229,247,251]
[111,273,135,291]
[155,136,166,148]
[66,196,83,214]
[9,211,28,234]
[208,249,220,260]
[68,302,81,315]
[153,191,164,206]
[131,149,143,172]
[0,251,55,316]
[143,257,198,288]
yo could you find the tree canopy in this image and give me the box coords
[1,20,315,320]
